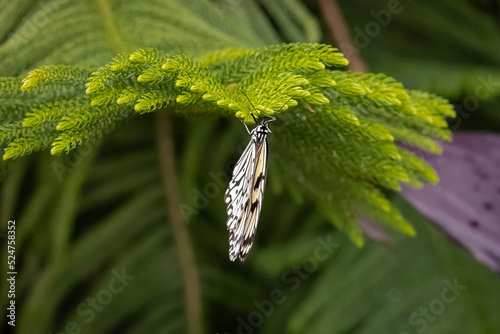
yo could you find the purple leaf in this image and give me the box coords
[402,132,500,272]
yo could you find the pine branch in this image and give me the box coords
[0,42,455,246]
[156,112,202,334]
[318,0,368,72]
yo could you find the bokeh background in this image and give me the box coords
[1,0,499,333]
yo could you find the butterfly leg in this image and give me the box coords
[242,121,251,134]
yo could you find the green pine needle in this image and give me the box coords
[0,42,454,245]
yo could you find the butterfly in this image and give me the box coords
[224,93,279,262]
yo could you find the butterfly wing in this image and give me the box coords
[225,139,256,260]
[225,131,269,261]
[237,135,268,261]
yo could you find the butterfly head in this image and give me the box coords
[255,116,275,134]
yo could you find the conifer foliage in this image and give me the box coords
[1,42,454,245]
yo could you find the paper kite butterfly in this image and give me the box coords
[224,93,278,262]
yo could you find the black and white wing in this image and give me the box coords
[224,132,269,261]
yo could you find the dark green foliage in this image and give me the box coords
[338,0,500,100]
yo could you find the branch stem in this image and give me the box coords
[155,113,202,334]
[318,0,368,72]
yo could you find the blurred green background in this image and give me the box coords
[0,0,499,333]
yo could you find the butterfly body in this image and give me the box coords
[225,118,273,262]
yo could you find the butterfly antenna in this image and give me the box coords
[240,90,296,123]
[276,95,296,113]
[240,90,258,111]
[247,106,258,124]
[266,95,296,124]
[240,89,259,124]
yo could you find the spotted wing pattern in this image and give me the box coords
[224,127,269,262]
